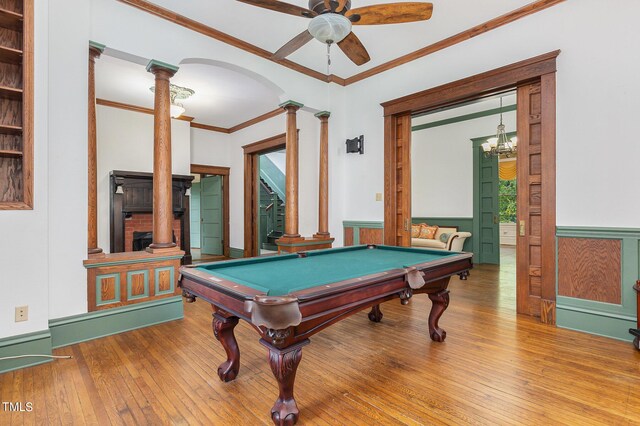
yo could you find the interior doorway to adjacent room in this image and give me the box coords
[189,164,230,262]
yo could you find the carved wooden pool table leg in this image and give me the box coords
[261,339,310,426]
[428,289,450,342]
[212,311,240,382]
[368,304,383,322]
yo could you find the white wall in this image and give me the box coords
[0,0,49,339]
[343,0,640,229]
[264,151,286,173]
[190,127,231,167]
[411,111,516,217]
[96,106,191,252]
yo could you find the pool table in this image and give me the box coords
[179,245,472,425]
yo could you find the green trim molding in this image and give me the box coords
[556,226,639,342]
[49,296,183,349]
[314,111,331,118]
[412,217,474,254]
[0,297,184,374]
[230,247,244,259]
[412,104,517,133]
[0,330,52,374]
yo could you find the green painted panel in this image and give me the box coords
[229,247,244,259]
[49,297,184,349]
[555,227,639,343]
[154,267,175,296]
[126,270,149,301]
[190,182,201,249]
[0,331,52,373]
[412,104,517,132]
[201,176,223,255]
[96,273,121,306]
[557,306,635,342]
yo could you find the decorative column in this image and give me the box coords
[88,41,105,256]
[313,111,331,239]
[280,100,303,241]
[146,60,179,252]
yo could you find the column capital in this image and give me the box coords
[279,100,304,111]
[146,59,179,77]
[314,111,331,119]
[89,41,105,60]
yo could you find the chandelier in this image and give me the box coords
[481,97,517,158]
[149,84,195,118]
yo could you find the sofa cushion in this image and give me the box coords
[411,224,421,238]
[418,225,438,239]
[439,233,451,243]
[411,238,447,249]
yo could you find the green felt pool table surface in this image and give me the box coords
[195,245,460,296]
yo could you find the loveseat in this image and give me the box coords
[411,225,471,252]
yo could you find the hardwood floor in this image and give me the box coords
[1,258,639,425]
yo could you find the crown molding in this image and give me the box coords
[96,98,194,122]
[117,0,564,87]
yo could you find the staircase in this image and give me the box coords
[259,177,285,251]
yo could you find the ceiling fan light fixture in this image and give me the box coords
[308,13,352,44]
[170,103,186,118]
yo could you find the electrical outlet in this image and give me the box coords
[15,306,28,322]
[375,192,382,201]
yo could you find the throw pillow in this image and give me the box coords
[419,224,438,239]
[411,224,421,238]
[439,233,451,243]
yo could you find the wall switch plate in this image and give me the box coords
[375,192,382,201]
[15,306,28,322]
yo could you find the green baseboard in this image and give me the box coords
[49,296,184,348]
[0,330,53,374]
[229,247,244,258]
[557,305,635,342]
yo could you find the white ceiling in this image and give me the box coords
[95,54,283,127]
[144,0,534,77]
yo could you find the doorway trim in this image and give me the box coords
[190,164,230,258]
[382,50,559,323]
[243,133,287,257]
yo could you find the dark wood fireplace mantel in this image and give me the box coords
[110,170,194,264]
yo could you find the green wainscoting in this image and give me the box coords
[342,221,384,245]
[230,247,244,258]
[0,330,53,373]
[49,296,183,348]
[412,217,474,254]
[556,227,639,342]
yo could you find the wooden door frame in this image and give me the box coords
[382,50,558,322]
[243,133,287,258]
[190,164,230,258]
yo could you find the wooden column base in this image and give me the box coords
[276,236,334,254]
[146,246,183,255]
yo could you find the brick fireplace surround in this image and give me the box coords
[124,213,181,252]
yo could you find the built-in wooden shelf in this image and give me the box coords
[0,149,22,157]
[0,0,31,209]
[0,8,23,31]
[0,45,22,64]
[0,124,22,135]
[0,85,22,100]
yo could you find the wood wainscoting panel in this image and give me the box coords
[558,237,621,304]
[360,228,384,245]
[344,227,354,246]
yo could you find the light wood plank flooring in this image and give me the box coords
[1,259,639,425]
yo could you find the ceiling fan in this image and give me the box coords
[237,0,434,66]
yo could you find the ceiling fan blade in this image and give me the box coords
[346,2,433,25]
[273,30,314,59]
[236,0,316,18]
[337,32,371,66]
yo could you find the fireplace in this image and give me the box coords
[132,230,176,251]
[110,171,193,264]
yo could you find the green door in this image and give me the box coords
[201,176,223,255]
[473,140,500,264]
[190,182,201,248]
